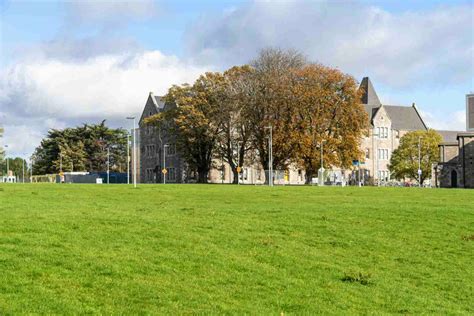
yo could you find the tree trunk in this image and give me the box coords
[232,169,238,184]
[305,169,314,185]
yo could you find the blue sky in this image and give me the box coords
[0,0,473,157]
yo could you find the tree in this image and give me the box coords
[215,65,255,184]
[32,122,128,175]
[389,130,442,184]
[291,64,368,183]
[151,72,226,183]
[248,48,307,173]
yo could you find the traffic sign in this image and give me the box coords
[418,169,422,175]
[236,166,242,173]
[162,168,168,174]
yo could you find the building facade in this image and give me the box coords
[138,77,428,185]
[358,77,427,184]
[437,133,474,188]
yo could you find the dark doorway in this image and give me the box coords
[451,170,458,188]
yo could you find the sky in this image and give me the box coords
[0,0,473,158]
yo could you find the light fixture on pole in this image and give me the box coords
[127,133,130,185]
[107,147,110,184]
[126,116,137,188]
[418,136,422,188]
[264,126,273,187]
[163,144,169,184]
[318,140,325,186]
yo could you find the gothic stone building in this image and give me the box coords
[139,93,186,183]
[437,132,474,188]
[138,77,428,184]
[358,77,427,183]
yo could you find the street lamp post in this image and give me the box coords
[107,147,110,184]
[127,133,130,185]
[418,136,422,187]
[163,144,169,184]
[4,145,9,181]
[319,140,325,186]
[126,117,137,188]
[22,158,25,183]
[264,126,273,187]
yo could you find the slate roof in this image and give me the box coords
[437,130,464,142]
[359,77,381,105]
[359,77,427,131]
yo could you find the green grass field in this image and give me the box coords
[0,184,472,314]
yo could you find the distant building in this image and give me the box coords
[436,133,474,188]
[358,77,428,184]
[435,95,474,188]
[138,77,429,185]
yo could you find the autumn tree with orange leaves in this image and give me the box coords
[291,64,368,183]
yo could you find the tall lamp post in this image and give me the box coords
[163,144,169,184]
[107,147,110,184]
[319,140,325,186]
[126,117,137,188]
[264,126,273,187]
[126,133,130,185]
[418,136,422,188]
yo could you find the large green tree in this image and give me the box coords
[389,130,442,184]
[32,122,128,175]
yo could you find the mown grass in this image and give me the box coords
[0,184,472,314]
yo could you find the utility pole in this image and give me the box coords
[319,140,325,186]
[22,158,24,183]
[126,117,137,188]
[30,157,33,183]
[60,153,62,173]
[127,133,130,185]
[418,136,422,187]
[237,142,240,185]
[107,147,110,184]
[264,126,273,187]
[163,144,168,184]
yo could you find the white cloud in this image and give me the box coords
[420,109,466,131]
[185,1,473,88]
[0,50,210,157]
[66,0,159,27]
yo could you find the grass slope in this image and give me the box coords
[0,184,472,314]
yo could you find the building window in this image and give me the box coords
[166,167,176,181]
[378,149,389,160]
[395,130,400,138]
[377,127,389,138]
[165,143,176,156]
[365,149,370,159]
[378,170,390,181]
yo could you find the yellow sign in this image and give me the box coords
[59,172,64,176]
[236,166,242,173]
[162,168,168,174]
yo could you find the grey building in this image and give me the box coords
[139,92,186,184]
[437,133,474,188]
[359,77,428,183]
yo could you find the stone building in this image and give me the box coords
[437,133,474,188]
[138,93,186,183]
[138,77,428,184]
[358,77,428,184]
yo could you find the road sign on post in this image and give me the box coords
[162,168,168,174]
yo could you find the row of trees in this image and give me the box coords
[32,121,128,175]
[146,48,368,183]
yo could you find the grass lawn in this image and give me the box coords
[0,184,472,314]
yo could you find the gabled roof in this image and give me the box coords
[383,105,427,131]
[139,92,165,125]
[359,77,381,105]
[437,130,464,143]
[359,77,427,131]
